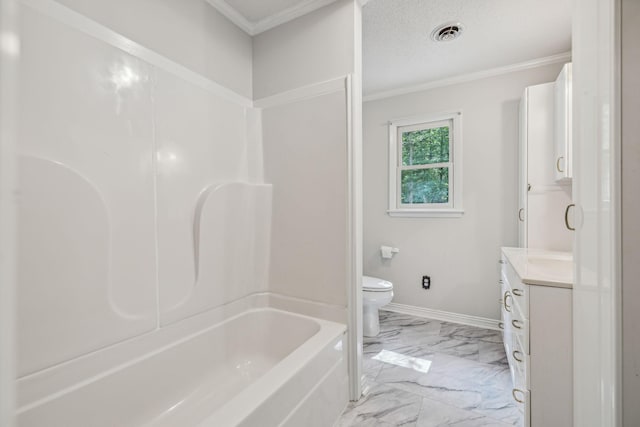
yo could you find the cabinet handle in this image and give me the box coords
[512,388,526,404]
[518,208,524,222]
[498,279,504,284]
[503,291,512,313]
[512,289,524,297]
[565,204,576,231]
[556,156,565,173]
[512,319,524,329]
[498,322,504,330]
[513,350,524,362]
[498,259,505,265]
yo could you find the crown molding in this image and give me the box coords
[206,0,339,36]
[206,0,254,34]
[363,51,572,103]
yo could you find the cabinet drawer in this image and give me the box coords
[512,333,530,389]
[512,384,530,427]
[503,311,517,387]
[503,262,529,319]
[501,279,529,354]
[512,364,530,427]
[509,303,529,354]
[509,280,529,318]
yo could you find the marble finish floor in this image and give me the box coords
[338,310,519,427]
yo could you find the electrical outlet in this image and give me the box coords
[422,275,431,289]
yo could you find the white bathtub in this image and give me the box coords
[17,308,348,427]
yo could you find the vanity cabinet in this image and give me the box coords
[499,250,573,427]
[554,63,573,182]
[518,83,573,251]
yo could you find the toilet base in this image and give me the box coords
[363,305,380,337]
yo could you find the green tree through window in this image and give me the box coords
[402,126,449,166]
[400,126,450,204]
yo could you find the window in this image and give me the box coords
[388,112,463,217]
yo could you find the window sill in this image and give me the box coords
[387,209,465,218]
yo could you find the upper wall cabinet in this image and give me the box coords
[519,83,573,251]
[554,63,573,182]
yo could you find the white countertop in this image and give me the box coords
[501,247,574,288]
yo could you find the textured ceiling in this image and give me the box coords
[363,0,572,96]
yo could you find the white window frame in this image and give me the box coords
[388,112,463,218]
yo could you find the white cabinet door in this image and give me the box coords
[518,95,528,247]
[526,83,556,188]
[520,83,572,250]
[529,285,573,427]
[527,189,573,252]
[554,63,573,182]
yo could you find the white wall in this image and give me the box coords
[55,0,253,98]
[363,63,563,320]
[252,0,355,99]
[16,0,265,376]
[262,90,348,307]
[255,1,359,312]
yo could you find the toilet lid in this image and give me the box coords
[363,276,393,292]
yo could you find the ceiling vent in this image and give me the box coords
[431,22,464,42]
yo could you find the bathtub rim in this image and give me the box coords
[192,312,345,427]
[17,292,345,408]
[17,302,346,418]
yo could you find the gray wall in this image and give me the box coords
[621,0,640,424]
[252,0,355,99]
[254,1,358,310]
[263,92,348,306]
[363,63,563,319]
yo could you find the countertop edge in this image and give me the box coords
[501,247,574,289]
[521,278,573,289]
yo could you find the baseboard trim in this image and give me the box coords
[383,303,501,331]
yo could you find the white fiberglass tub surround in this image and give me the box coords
[17,308,347,427]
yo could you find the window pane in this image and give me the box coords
[401,168,449,204]
[401,126,449,166]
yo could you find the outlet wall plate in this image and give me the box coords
[422,275,431,289]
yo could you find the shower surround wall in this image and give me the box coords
[252,0,362,400]
[15,0,359,422]
[254,0,359,313]
[17,0,264,376]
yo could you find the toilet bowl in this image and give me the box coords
[362,275,394,337]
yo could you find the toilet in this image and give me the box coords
[362,275,394,337]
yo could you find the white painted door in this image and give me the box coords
[572,0,620,425]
